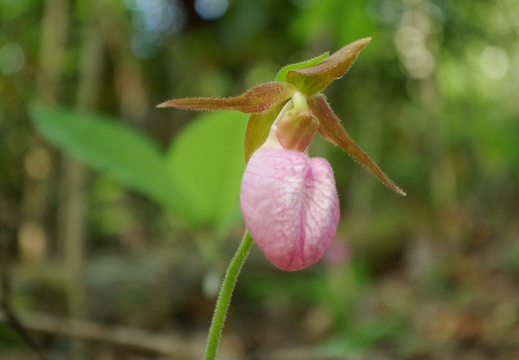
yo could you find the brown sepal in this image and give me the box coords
[286,38,371,95]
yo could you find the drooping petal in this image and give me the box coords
[285,38,371,95]
[157,82,293,114]
[309,94,406,196]
[240,149,340,271]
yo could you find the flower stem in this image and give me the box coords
[204,229,253,360]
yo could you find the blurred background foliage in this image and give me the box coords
[1,0,519,359]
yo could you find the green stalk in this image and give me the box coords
[204,229,253,360]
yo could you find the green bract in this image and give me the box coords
[158,38,405,196]
[275,51,329,82]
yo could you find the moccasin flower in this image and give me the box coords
[239,99,340,270]
[159,38,405,270]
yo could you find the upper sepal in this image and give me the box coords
[286,38,371,95]
[157,82,293,114]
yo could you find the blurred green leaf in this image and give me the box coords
[291,0,375,46]
[165,111,247,227]
[0,325,24,348]
[29,103,193,219]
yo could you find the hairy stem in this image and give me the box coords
[204,229,253,360]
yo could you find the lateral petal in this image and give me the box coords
[157,82,293,114]
[309,95,406,196]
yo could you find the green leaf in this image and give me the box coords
[165,111,248,227]
[275,52,329,82]
[29,103,193,218]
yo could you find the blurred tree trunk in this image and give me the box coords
[15,0,71,356]
[37,0,71,104]
[94,0,149,126]
[58,16,106,359]
[19,0,71,262]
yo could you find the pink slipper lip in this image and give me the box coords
[240,148,340,271]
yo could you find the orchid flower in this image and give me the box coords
[159,37,405,271]
[159,38,406,359]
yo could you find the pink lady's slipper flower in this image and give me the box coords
[240,98,340,270]
[158,38,405,271]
